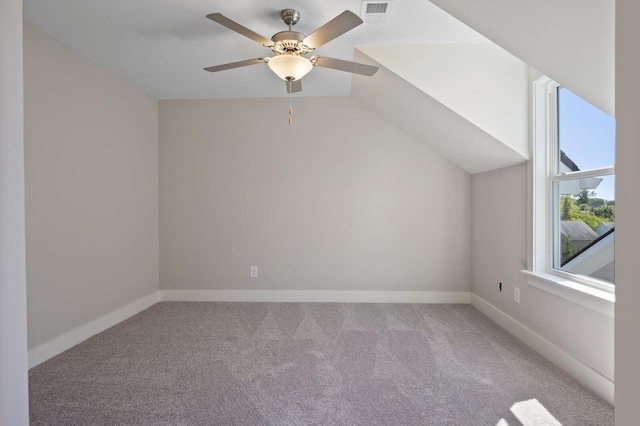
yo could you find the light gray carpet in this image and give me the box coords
[29,302,613,425]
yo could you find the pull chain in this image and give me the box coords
[288,79,293,125]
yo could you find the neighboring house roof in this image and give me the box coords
[562,228,615,274]
[596,222,615,236]
[560,150,580,172]
[558,151,603,193]
[560,220,599,242]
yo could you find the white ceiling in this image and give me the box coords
[429,0,615,117]
[352,50,528,174]
[23,0,488,100]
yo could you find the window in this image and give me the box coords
[525,77,615,312]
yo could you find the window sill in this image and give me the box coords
[520,270,615,318]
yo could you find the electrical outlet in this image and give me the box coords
[514,287,520,304]
[250,266,258,278]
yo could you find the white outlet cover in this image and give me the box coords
[250,266,258,278]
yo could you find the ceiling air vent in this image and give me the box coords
[361,1,394,25]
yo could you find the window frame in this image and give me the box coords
[523,76,615,317]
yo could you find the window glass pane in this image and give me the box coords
[557,87,615,172]
[554,175,615,283]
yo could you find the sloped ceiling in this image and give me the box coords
[427,0,615,117]
[352,50,528,174]
[359,43,529,160]
[23,0,612,174]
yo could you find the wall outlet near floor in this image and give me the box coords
[514,287,520,304]
[250,266,258,278]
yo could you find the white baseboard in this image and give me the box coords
[28,292,159,368]
[26,288,614,405]
[470,293,614,405]
[27,290,468,367]
[160,289,471,304]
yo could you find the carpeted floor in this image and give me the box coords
[29,302,613,425]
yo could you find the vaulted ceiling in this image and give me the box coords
[23,0,614,173]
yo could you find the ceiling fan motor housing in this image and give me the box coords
[271,31,310,55]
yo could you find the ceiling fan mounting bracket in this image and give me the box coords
[280,9,301,28]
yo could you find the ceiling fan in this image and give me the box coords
[204,9,379,93]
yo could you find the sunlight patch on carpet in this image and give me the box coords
[512,398,562,425]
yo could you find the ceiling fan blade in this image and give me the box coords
[207,13,273,47]
[302,11,363,49]
[204,58,267,73]
[286,79,302,93]
[312,56,379,76]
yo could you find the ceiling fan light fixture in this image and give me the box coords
[205,10,378,94]
[268,54,313,81]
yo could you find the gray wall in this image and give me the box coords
[0,0,29,424]
[471,165,613,382]
[23,25,160,349]
[615,0,640,421]
[159,98,471,293]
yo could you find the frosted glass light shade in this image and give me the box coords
[268,55,313,81]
